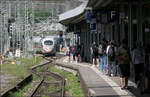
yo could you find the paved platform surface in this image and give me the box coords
[55,55,150,97]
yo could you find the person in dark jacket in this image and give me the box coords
[80,43,84,62]
[74,42,79,62]
[91,42,99,66]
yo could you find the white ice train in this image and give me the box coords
[40,37,57,56]
[33,36,58,56]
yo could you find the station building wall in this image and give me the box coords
[70,1,150,62]
[88,2,150,51]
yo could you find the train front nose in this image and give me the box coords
[42,46,53,53]
[44,46,50,51]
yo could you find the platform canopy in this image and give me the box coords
[59,0,88,24]
[59,0,113,25]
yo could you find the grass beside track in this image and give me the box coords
[0,56,44,97]
[1,60,83,97]
[7,74,40,97]
[50,65,84,97]
[1,56,44,79]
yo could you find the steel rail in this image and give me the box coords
[29,56,65,97]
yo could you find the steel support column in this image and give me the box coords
[120,5,125,42]
[128,3,133,50]
[137,0,143,42]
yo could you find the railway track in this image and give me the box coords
[30,56,65,97]
[1,53,86,97]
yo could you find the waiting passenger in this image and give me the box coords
[98,42,104,70]
[145,45,150,93]
[98,40,107,74]
[69,45,74,63]
[116,39,131,90]
[74,43,79,63]
[91,42,99,66]
[77,44,81,62]
[80,43,84,62]
[101,39,107,74]
[106,41,111,75]
[131,40,145,87]
[107,40,117,77]
[66,45,70,62]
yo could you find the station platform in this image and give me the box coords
[55,55,150,97]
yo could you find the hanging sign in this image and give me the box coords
[90,23,97,32]
[107,11,120,22]
[86,9,92,23]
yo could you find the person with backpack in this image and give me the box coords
[107,40,117,76]
[99,39,107,74]
[98,43,104,71]
[91,42,99,66]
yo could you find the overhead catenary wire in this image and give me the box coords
[0,0,80,57]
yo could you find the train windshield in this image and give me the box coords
[44,40,53,45]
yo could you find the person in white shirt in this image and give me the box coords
[131,40,145,86]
